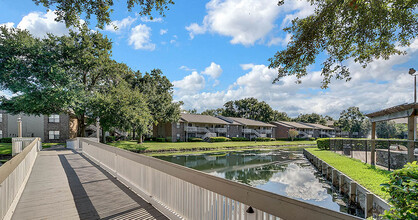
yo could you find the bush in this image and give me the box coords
[209,137,230,142]
[105,136,116,143]
[156,138,166,142]
[0,137,12,143]
[144,137,155,141]
[255,137,275,142]
[230,137,249,141]
[317,138,330,150]
[309,137,316,141]
[381,162,418,219]
[166,137,172,142]
[188,137,203,142]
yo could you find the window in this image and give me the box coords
[49,131,60,140]
[0,130,2,138]
[176,122,180,129]
[176,134,180,138]
[0,113,2,123]
[48,114,60,123]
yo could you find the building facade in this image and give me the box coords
[0,111,77,143]
[153,113,276,142]
[271,121,335,139]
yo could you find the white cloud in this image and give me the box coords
[0,22,14,28]
[16,10,74,38]
[160,29,168,35]
[174,46,418,117]
[185,0,314,46]
[104,16,136,33]
[173,72,206,97]
[128,24,156,51]
[180,66,196,72]
[140,17,163,23]
[201,62,223,78]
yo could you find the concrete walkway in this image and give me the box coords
[11,148,168,220]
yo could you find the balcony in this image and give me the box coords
[184,127,210,133]
[257,129,272,134]
[215,128,227,133]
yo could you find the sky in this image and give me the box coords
[0,0,417,118]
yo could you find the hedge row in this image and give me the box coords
[0,138,12,143]
[316,138,330,150]
[188,137,203,142]
[230,137,249,141]
[255,137,275,142]
[209,137,230,142]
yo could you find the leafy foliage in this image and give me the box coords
[209,137,230,142]
[255,137,275,142]
[270,0,418,88]
[336,106,370,136]
[293,113,327,125]
[288,129,299,141]
[316,138,330,150]
[230,137,249,141]
[188,137,203,142]
[33,0,175,29]
[381,162,418,219]
[222,98,275,122]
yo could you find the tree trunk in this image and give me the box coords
[101,127,106,143]
[132,129,136,140]
[77,115,86,137]
[137,133,143,144]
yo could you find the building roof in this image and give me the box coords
[303,123,334,130]
[180,113,229,125]
[272,121,314,129]
[224,117,275,127]
[216,116,241,125]
[325,120,334,127]
[365,103,417,118]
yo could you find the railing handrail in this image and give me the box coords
[0,138,40,184]
[81,139,359,220]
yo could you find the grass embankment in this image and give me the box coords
[306,148,391,200]
[0,143,12,155]
[109,140,316,155]
[42,142,65,148]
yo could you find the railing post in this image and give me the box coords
[349,182,357,205]
[371,122,376,165]
[365,193,373,218]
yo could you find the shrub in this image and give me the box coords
[188,137,203,142]
[0,137,12,143]
[309,137,316,141]
[231,137,249,141]
[144,137,155,141]
[166,137,172,142]
[381,162,418,219]
[156,138,166,142]
[105,136,116,143]
[317,138,330,150]
[209,137,230,142]
[255,137,274,142]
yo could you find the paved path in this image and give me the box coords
[12,148,168,220]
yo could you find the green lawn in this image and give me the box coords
[306,148,391,200]
[109,140,316,154]
[42,142,65,148]
[0,143,12,155]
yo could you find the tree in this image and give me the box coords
[293,113,326,125]
[221,98,274,122]
[337,106,369,137]
[0,25,119,136]
[288,129,299,141]
[376,121,397,138]
[270,0,418,88]
[272,111,291,122]
[33,0,175,29]
[201,108,224,116]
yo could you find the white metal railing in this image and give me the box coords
[243,129,252,134]
[257,129,272,134]
[12,137,38,156]
[80,139,359,220]
[202,132,217,140]
[0,138,40,219]
[216,128,227,133]
[185,127,211,133]
[66,137,98,151]
[185,127,197,132]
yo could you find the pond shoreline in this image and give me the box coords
[145,144,316,156]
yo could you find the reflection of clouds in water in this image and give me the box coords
[270,163,328,201]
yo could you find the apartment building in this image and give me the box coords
[271,121,335,139]
[153,113,276,142]
[0,110,77,143]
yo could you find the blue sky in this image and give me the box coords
[1,0,417,118]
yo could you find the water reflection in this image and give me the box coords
[156,150,346,213]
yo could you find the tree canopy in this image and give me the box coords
[0,26,180,137]
[336,106,370,136]
[270,0,418,88]
[293,113,327,125]
[33,0,174,29]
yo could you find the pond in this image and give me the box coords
[155,149,363,217]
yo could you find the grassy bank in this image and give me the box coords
[306,148,391,200]
[0,143,12,155]
[109,140,316,154]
